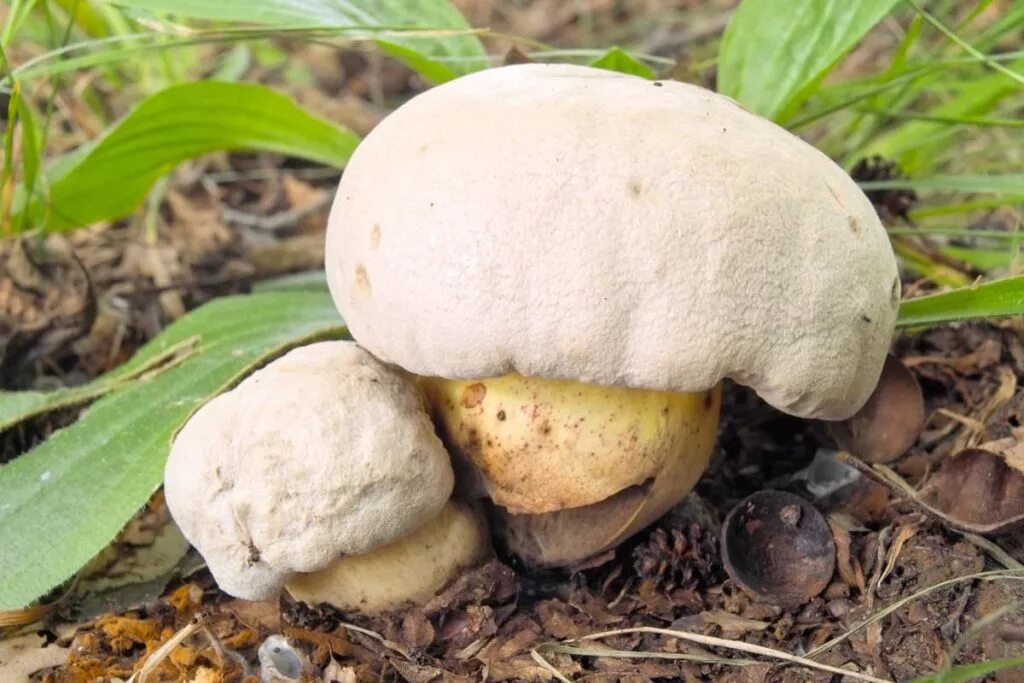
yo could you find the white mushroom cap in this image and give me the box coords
[163,341,454,600]
[326,63,898,420]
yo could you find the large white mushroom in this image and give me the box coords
[163,341,490,612]
[325,63,899,566]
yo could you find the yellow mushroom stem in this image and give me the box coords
[419,373,721,567]
[285,500,490,615]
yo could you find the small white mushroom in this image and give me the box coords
[163,341,456,601]
[324,63,900,567]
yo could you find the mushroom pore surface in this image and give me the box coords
[326,63,899,421]
[163,341,454,600]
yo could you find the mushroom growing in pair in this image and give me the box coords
[164,342,491,614]
[166,63,899,610]
[325,63,899,566]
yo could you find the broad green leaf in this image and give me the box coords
[107,0,488,83]
[590,47,656,80]
[897,275,1024,328]
[860,174,1024,194]
[0,337,199,433]
[0,290,346,609]
[718,0,902,120]
[910,656,1024,683]
[15,81,359,232]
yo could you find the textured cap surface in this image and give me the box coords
[326,63,899,420]
[163,341,454,600]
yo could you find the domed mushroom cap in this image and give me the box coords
[326,63,898,420]
[163,341,454,600]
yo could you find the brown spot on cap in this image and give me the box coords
[353,264,371,297]
[370,224,381,249]
[461,383,487,409]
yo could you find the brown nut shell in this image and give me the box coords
[829,354,924,464]
[721,491,835,609]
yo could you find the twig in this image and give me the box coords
[337,621,412,660]
[221,192,334,232]
[570,626,893,683]
[529,648,573,683]
[806,569,1024,659]
[129,616,202,683]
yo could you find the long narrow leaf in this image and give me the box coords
[0,290,346,609]
[860,174,1024,194]
[107,0,488,83]
[717,0,901,120]
[897,275,1024,328]
[13,81,359,232]
[910,656,1024,683]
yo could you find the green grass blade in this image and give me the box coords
[106,0,488,82]
[717,0,901,120]
[863,64,1024,170]
[907,0,1024,87]
[859,174,1024,194]
[897,275,1024,328]
[1,0,41,46]
[589,47,656,79]
[941,245,1018,271]
[910,656,1024,683]
[0,290,346,610]
[13,81,359,232]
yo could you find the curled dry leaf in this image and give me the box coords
[920,447,1024,532]
[829,354,926,464]
[721,491,836,609]
[841,442,1024,536]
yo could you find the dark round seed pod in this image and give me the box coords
[721,490,836,609]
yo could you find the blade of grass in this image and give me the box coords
[856,107,1024,128]
[897,275,1024,328]
[941,245,1018,271]
[570,626,892,683]
[910,657,1024,683]
[806,569,1024,659]
[892,238,972,288]
[860,175,1024,194]
[3,25,483,85]
[108,0,488,82]
[1,0,41,46]
[906,0,1024,87]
